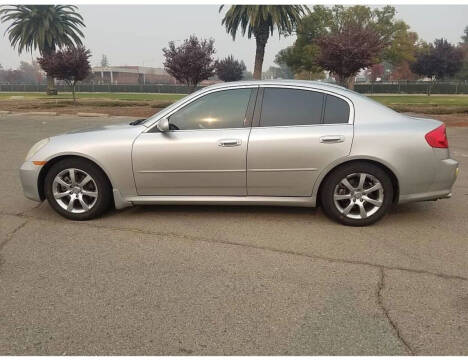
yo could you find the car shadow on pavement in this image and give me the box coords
[100,201,432,225]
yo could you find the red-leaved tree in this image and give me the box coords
[215,55,246,82]
[366,63,385,82]
[38,46,91,103]
[163,35,216,90]
[316,22,387,88]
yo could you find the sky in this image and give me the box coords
[1,5,468,71]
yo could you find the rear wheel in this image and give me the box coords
[320,162,393,226]
[44,158,112,220]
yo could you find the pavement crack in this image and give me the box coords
[80,221,468,282]
[0,219,28,272]
[1,210,467,282]
[377,267,415,355]
[0,220,28,253]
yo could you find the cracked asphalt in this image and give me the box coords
[1,113,467,355]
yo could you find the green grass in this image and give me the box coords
[368,95,468,114]
[0,91,185,102]
[1,91,468,114]
[368,95,468,106]
[1,92,467,105]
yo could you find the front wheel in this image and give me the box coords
[44,158,113,220]
[320,162,394,226]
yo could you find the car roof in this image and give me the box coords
[203,80,356,97]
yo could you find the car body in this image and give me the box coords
[20,80,459,225]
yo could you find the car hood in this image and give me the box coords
[64,122,139,135]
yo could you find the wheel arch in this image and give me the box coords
[314,157,400,206]
[37,154,114,201]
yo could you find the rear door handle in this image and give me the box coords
[218,139,242,147]
[320,135,345,143]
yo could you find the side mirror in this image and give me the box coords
[157,117,170,132]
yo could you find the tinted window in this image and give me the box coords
[260,88,324,127]
[323,95,350,124]
[168,88,252,130]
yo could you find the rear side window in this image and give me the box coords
[260,88,324,127]
[323,95,350,124]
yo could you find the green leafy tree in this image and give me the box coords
[455,26,468,80]
[462,25,468,44]
[276,5,417,85]
[219,5,308,80]
[0,5,85,94]
[19,61,44,84]
[262,65,294,80]
[274,6,331,77]
[242,70,254,80]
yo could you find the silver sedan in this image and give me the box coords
[19,80,459,226]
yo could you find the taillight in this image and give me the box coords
[425,124,448,148]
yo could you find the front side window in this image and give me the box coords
[260,88,324,127]
[168,88,252,130]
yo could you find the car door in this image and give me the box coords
[132,86,257,196]
[247,86,354,196]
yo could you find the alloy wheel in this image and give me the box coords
[52,168,98,213]
[333,172,384,220]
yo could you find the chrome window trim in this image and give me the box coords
[256,84,355,127]
[249,123,353,130]
[144,85,259,133]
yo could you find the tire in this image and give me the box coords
[44,158,113,220]
[320,162,393,226]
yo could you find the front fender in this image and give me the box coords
[31,126,142,198]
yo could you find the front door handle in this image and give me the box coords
[320,135,345,143]
[218,139,242,147]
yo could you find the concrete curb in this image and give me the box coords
[26,111,57,116]
[76,112,109,118]
[0,111,115,117]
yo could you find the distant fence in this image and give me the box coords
[1,81,468,94]
[354,81,468,94]
[0,83,200,94]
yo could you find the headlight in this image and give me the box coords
[25,138,49,160]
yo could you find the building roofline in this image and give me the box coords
[92,66,168,75]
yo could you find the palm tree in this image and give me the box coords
[0,5,85,94]
[220,5,308,80]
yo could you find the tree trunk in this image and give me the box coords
[72,81,76,104]
[427,79,437,96]
[186,81,197,93]
[253,26,269,80]
[47,75,57,95]
[336,75,355,89]
[336,74,348,88]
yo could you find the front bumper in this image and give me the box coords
[19,161,42,202]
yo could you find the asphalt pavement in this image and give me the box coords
[0,113,467,355]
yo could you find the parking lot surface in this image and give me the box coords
[1,113,467,355]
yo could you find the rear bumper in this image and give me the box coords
[19,161,42,202]
[399,190,452,203]
[399,158,459,204]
